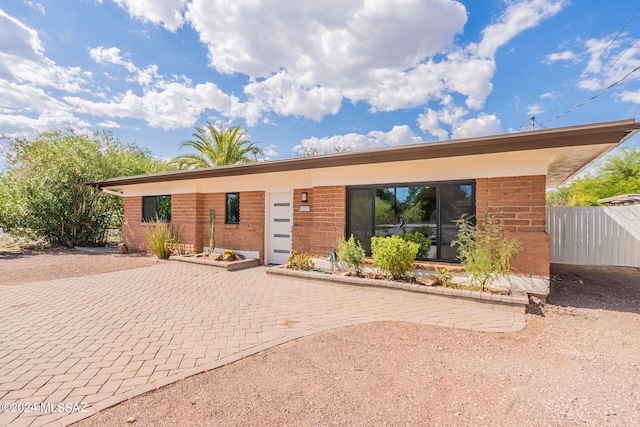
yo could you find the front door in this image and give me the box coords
[267,192,293,265]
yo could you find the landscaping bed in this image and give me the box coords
[170,252,259,271]
[266,259,529,310]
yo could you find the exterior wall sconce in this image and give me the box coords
[301,191,308,203]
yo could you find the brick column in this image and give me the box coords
[476,175,549,279]
[293,186,346,258]
[172,193,204,253]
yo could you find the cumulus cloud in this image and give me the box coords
[544,50,578,64]
[619,91,640,104]
[65,81,248,130]
[294,125,425,154]
[577,34,640,92]
[417,96,502,140]
[112,0,186,31]
[527,104,544,115]
[451,113,503,139]
[1,1,570,144]
[0,10,87,92]
[0,10,92,137]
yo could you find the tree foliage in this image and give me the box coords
[0,130,167,247]
[171,122,261,169]
[547,148,640,206]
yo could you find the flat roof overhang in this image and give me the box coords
[90,119,640,190]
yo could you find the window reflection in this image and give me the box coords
[347,182,474,262]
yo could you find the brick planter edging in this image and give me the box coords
[169,254,260,271]
[266,265,529,312]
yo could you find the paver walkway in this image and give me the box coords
[0,263,525,426]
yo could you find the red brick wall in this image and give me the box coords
[122,192,265,261]
[172,193,204,253]
[476,175,549,279]
[122,196,147,252]
[201,191,265,263]
[293,186,346,258]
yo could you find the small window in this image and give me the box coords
[226,193,240,224]
[142,195,171,222]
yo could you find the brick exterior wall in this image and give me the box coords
[122,177,548,278]
[122,196,147,252]
[292,186,347,258]
[172,193,205,253]
[122,192,265,262]
[476,175,550,279]
[201,191,265,263]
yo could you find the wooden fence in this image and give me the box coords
[546,206,640,267]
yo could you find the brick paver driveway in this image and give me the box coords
[0,263,525,426]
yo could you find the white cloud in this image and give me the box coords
[97,120,121,128]
[619,91,640,104]
[65,81,246,130]
[451,113,502,139]
[577,34,640,92]
[477,0,567,58]
[262,144,279,159]
[111,0,186,32]
[0,1,569,142]
[544,50,577,64]
[0,10,87,92]
[527,104,544,115]
[417,97,502,140]
[294,125,425,154]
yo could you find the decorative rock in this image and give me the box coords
[222,253,235,261]
[117,243,128,254]
[210,252,223,261]
[416,275,439,286]
[236,253,245,260]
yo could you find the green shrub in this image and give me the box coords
[337,235,366,276]
[434,266,453,287]
[144,217,180,259]
[287,250,314,271]
[371,235,419,280]
[399,231,432,259]
[451,213,521,291]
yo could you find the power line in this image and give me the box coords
[546,63,640,122]
[544,5,640,122]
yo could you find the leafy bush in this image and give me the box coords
[451,213,521,291]
[399,231,432,259]
[337,235,366,276]
[0,130,169,247]
[287,250,314,271]
[434,266,453,287]
[144,217,180,259]
[371,235,419,280]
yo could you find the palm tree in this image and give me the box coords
[171,122,261,169]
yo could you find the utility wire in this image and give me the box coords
[546,63,640,122]
[545,5,640,122]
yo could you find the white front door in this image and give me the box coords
[267,192,293,265]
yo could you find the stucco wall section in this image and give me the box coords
[293,186,346,258]
[476,175,550,279]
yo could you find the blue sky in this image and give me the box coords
[1,0,640,168]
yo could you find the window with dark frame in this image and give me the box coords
[142,195,171,222]
[346,181,474,262]
[226,193,240,224]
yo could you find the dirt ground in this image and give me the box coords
[2,248,639,426]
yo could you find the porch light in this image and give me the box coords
[301,191,308,202]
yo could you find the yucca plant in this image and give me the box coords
[144,216,180,259]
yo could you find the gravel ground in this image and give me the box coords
[0,247,160,286]
[2,248,639,426]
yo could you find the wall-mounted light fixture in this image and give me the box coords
[301,191,308,203]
